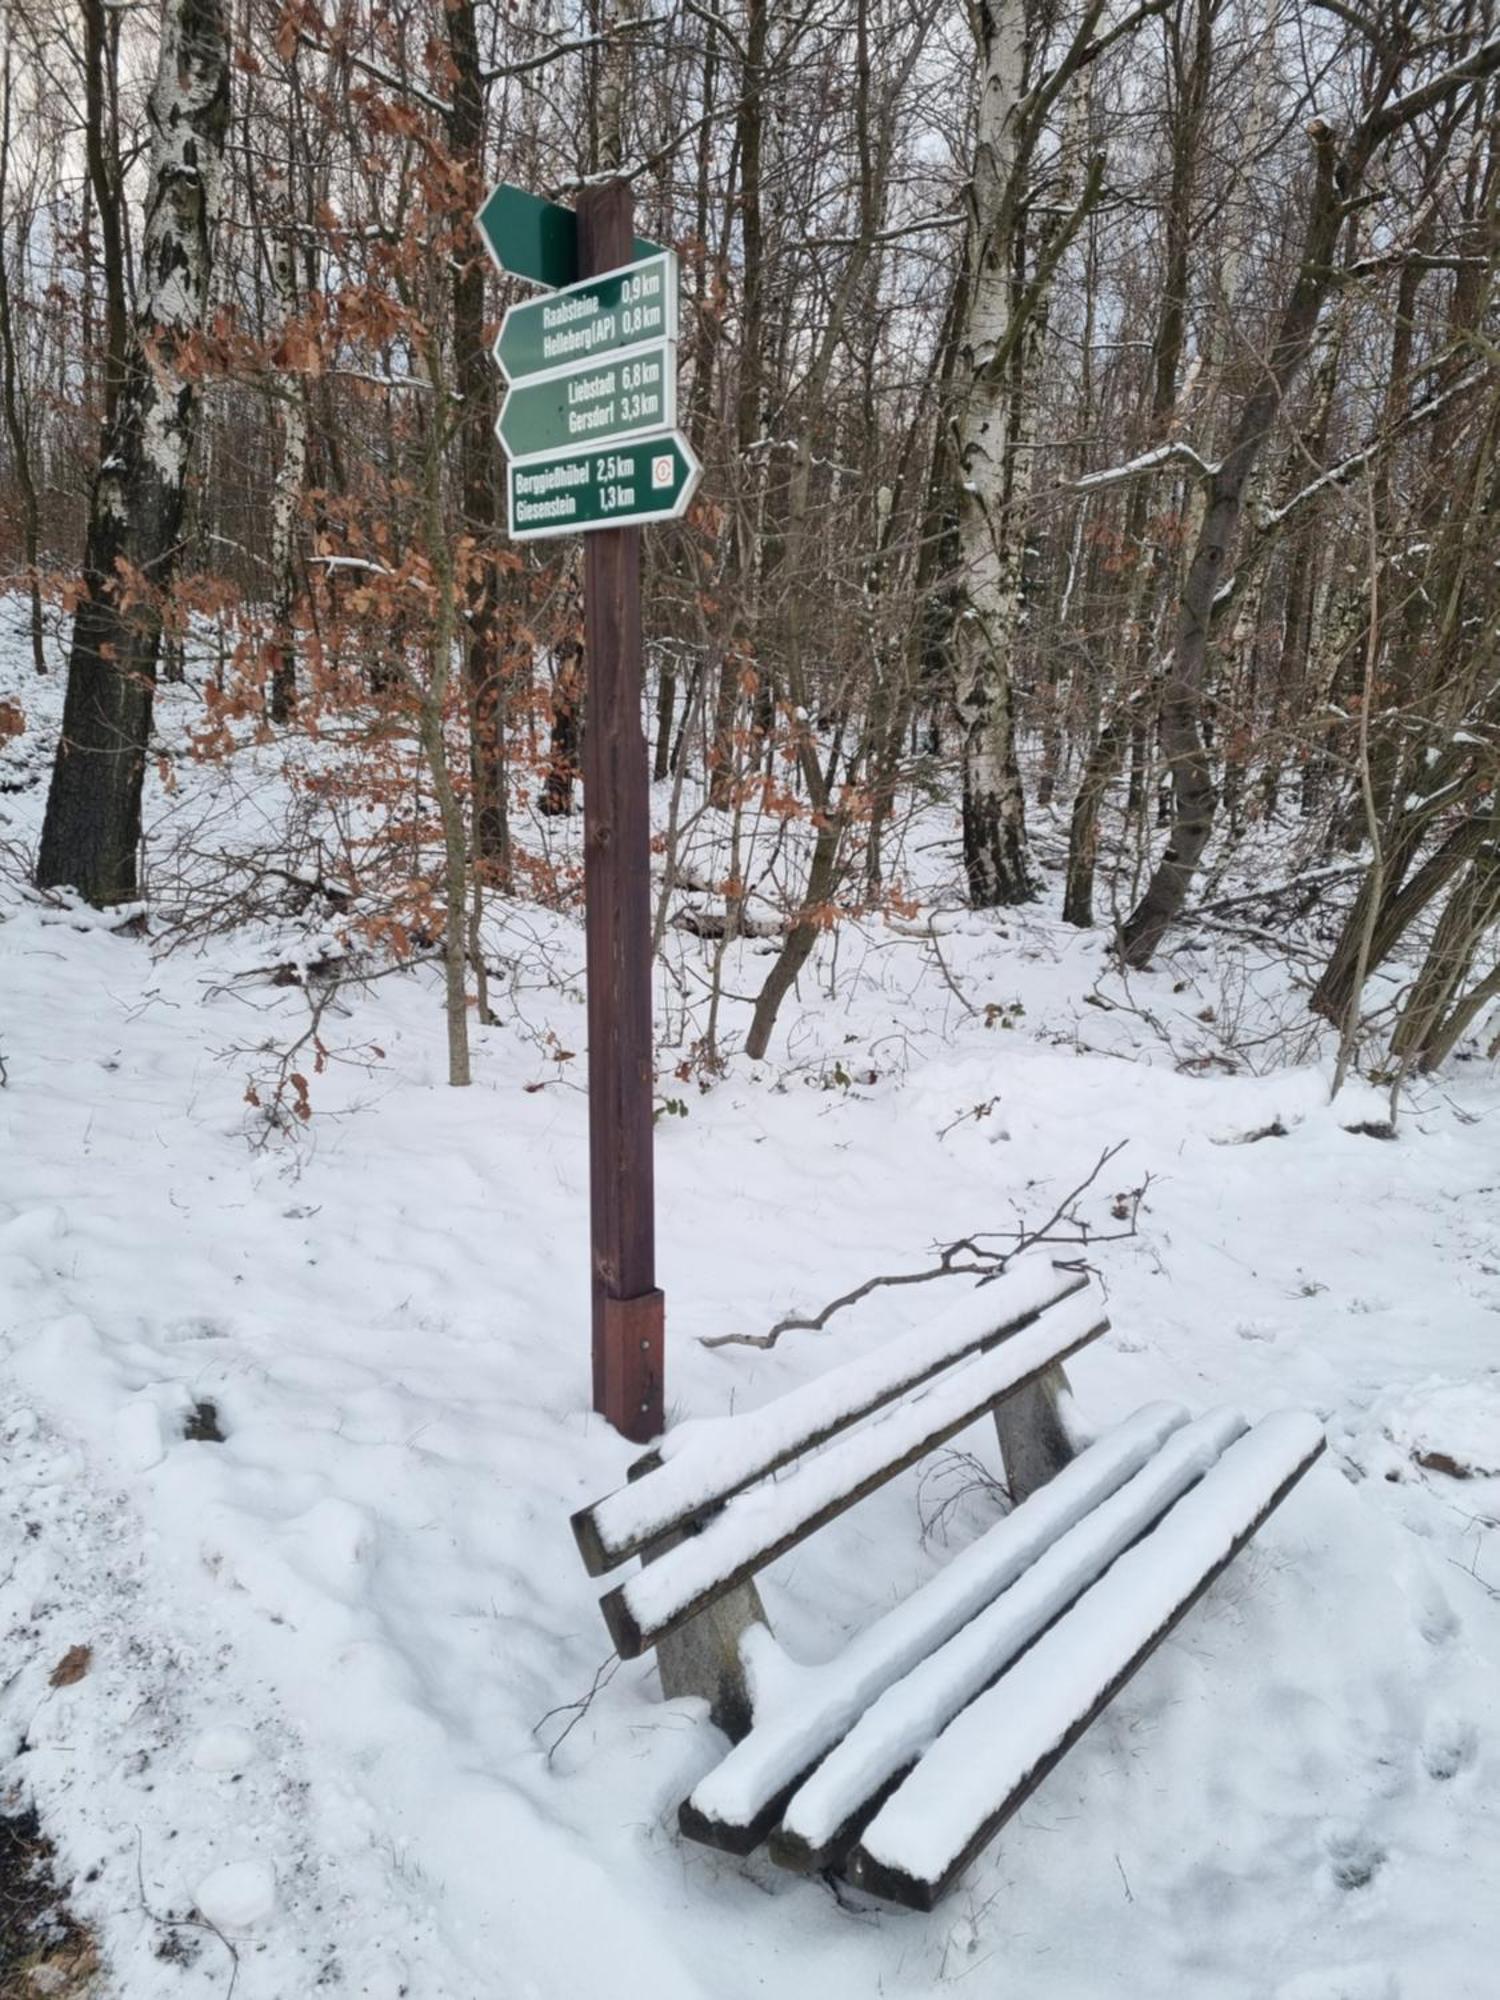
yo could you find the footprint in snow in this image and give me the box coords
[1326,1830,1386,1891]
[1422,1717,1477,1782]
[1415,1585,1461,1647]
[1235,1318,1280,1343]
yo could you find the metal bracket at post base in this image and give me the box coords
[598,1289,664,1443]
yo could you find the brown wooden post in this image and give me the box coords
[577,178,664,1443]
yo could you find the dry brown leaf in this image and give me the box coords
[49,1645,92,1688]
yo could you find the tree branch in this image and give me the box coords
[700,1143,1146,1351]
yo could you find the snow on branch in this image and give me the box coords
[1071,440,1219,494]
[1253,368,1484,533]
[1361,33,1500,145]
[802,209,964,251]
[485,19,663,84]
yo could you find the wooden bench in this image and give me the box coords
[571,1255,1324,1910]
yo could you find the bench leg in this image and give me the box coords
[993,1364,1076,1504]
[644,1523,766,1742]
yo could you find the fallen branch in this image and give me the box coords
[532,1655,621,1763]
[701,1143,1148,1350]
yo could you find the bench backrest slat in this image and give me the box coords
[573,1256,1088,1576]
[599,1289,1109,1658]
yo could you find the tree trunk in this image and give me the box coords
[267,227,308,725]
[1312,807,1491,1023]
[1390,837,1500,1072]
[0,30,44,675]
[82,0,129,428]
[539,644,582,816]
[743,816,840,1061]
[708,0,767,811]
[1063,0,1210,925]
[447,0,509,880]
[949,0,1033,910]
[36,0,229,905]
[1118,129,1346,965]
[945,12,1103,910]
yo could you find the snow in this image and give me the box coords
[687,1398,1192,1835]
[613,1285,1107,1646]
[584,1250,1082,1566]
[193,1858,278,1930]
[1378,1379,1500,1479]
[1073,438,1220,491]
[850,1411,1326,1889]
[775,1404,1252,1858]
[191,1724,258,1774]
[114,1397,167,1472]
[3,600,1500,1995]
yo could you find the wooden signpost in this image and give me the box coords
[478,180,697,1445]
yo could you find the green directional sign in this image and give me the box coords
[495,254,676,383]
[507,432,701,541]
[497,344,673,461]
[475,183,662,289]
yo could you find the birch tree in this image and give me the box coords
[945,0,1120,909]
[36,0,229,904]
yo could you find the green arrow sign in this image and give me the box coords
[507,432,701,540]
[497,344,674,460]
[495,253,676,383]
[475,183,662,289]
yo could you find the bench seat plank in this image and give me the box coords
[769,1404,1248,1872]
[599,1287,1110,1658]
[679,1400,1191,1855]
[573,1255,1087,1575]
[845,1410,1326,1910]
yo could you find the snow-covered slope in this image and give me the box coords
[3,601,1499,1998]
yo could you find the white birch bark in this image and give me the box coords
[36,0,230,902]
[951,0,1033,908]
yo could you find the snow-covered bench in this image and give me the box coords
[571,1257,1324,1909]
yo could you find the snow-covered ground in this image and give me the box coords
[3,597,1500,1998]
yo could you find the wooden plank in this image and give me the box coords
[765,1406,1245,1875]
[844,1420,1325,1911]
[679,1781,793,1859]
[596,1298,1109,1658]
[678,1401,1192,1858]
[577,178,662,1445]
[572,1261,1089,1574]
